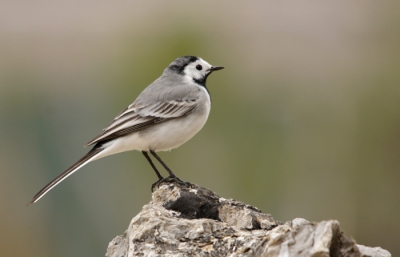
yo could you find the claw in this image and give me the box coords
[151,175,189,192]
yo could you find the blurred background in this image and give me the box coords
[1,1,399,256]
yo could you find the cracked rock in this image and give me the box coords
[106,179,391,257]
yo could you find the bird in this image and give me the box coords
[28,56,224,205]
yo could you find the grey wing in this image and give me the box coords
[86,85,200,146]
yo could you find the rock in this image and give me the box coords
[106,178,391,257]
[357,245,391,257]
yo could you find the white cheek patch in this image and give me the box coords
[184,66,201,80]
[184,60,212,81]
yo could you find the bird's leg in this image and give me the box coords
[150,150,190,184]
[149,150,178,178]
[142,151,167,191]
[142,151,163,180]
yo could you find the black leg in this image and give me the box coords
[150,150,177,177]
[148,151,188,191]
[142,151,163,180]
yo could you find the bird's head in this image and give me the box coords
[167,56,224,85]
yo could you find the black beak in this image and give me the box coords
[208,66,225,72]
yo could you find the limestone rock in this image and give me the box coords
[106,178,391,257]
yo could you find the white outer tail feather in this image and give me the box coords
[29,148,104,205]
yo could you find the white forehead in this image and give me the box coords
[197,58,211,66]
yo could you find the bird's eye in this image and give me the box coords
[196,64,202,71]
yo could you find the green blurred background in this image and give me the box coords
[1,1,399,256]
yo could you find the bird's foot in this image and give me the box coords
[151,175,190,192]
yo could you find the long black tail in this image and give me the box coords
[28,147,104,205]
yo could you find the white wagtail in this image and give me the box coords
[29,56,224,205]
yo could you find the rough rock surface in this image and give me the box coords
[106,178,391,257]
